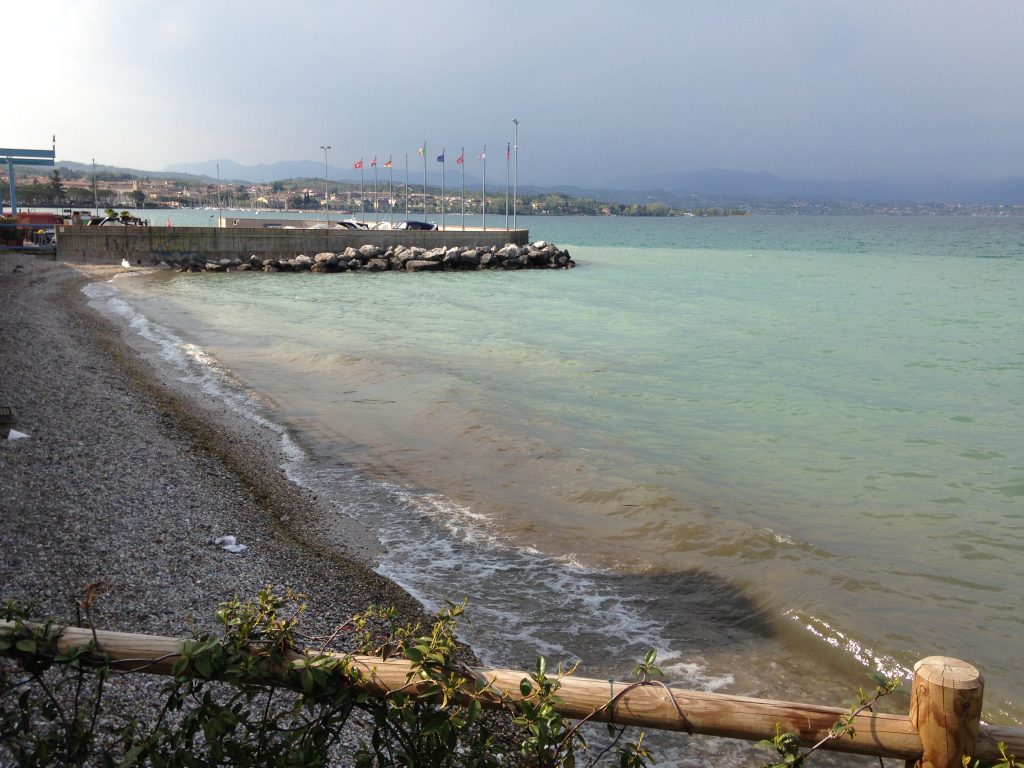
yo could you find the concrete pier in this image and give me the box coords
[55,225,530,265]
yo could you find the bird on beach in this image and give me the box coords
[121,258,131,268]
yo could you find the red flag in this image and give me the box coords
[505,143,510,160]
[383,157,393,169]
[370,156,377,167]
[456,152,464,165]
[353,159,363,169]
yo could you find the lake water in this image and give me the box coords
[94,211,1024,763]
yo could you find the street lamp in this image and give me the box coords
[512,118,519,229]
[321,145,331,225]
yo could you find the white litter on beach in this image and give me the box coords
[5,430,29,441]
[214,535,247,553]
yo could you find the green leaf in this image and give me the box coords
[15,638,36,654]
[520,678,533,697]
[194,655,213,679]
[118,744,145,767]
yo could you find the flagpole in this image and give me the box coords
[422,140,427,219]
[513,117,519,230]
[482,145,487,232]
[373,159,378,224]
[505,142,510,231]
[388,156,393,224]
[405,154,410,218]
[440,149,445,231]
[460,146,465,231]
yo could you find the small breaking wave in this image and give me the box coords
[786,610,910,680]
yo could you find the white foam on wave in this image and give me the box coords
[787,610,910,680]
[82,281,307,472]
[364,486,729,690]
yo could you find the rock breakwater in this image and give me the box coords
[166,242,575,274]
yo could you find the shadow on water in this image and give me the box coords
[599,567,776,643]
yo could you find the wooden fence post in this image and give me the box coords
[908,656,984,768]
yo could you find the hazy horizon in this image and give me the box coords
[8,1,1024,187]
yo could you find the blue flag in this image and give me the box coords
[437,153,445,162]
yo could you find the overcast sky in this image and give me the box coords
[7,0,1024,186]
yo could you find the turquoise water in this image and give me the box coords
[106,213,1024,744]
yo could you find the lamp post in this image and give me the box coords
[512,118,519,229]
[320,145,331,225]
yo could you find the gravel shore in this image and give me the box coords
[0,251,443,756]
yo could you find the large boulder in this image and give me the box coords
[421,247,446,262]
[497,244,522,260]
[359,244,381,259]
[405,259,443,272]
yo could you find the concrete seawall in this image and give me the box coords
[56,226,530,265]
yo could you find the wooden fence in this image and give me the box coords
[2,621,1022,767]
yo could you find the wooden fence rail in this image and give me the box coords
[2,622,1022,767]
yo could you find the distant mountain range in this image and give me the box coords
[601,169,1024,206]
[51,158,1024,206]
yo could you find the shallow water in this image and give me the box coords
[100,213,1023,749]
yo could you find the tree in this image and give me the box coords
[129,190,146,207]
[48,170,65,204]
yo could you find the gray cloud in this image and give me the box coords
[9,0,1023,185]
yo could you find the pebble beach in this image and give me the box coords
[0,251,439,754]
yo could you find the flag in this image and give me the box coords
[437,152,445,163]
[478,151,486,160]
[370,156,377,167]
[456,152,464,165]
[417,143,426,157]
[353,159,363,169]
[505,143,510,160]
[383,157,393,168]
